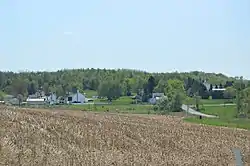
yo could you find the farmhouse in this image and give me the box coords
[148,93,165,104]
[202,81,226,99]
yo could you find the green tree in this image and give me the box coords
[27,82,37,95]
[17,94,23,106]
[242,87,250,116]
[0,91,5,100]
[154,79,167,93]
[194,94,201,111]
[163,79,186,112]
[0,69,244,102]
[156,96,171,114]
[147,75,156,94]
[236,90,243,116]
[247,81,250,88]
[0,72,5,89]
[223,87,236,99]
[11,79,27,97]
[235,78,245,116]
[98,81,122,101]
[242,87,250,98]
[122,78,132,96]
[171,92,185,112]
[164,79,185,100]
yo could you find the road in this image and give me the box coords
[181,104,217,118]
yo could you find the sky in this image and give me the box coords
[0,0,250,78]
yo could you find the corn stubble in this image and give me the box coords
[0,106,250,166]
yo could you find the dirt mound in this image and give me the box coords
[1,106,250,165]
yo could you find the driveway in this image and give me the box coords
[181,104,217,118]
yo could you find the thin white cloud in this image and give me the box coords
[63,31,73,35]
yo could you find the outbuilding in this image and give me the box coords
[26,98,46,105]
[68,90,86,104]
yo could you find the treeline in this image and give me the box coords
[0,68,249,101]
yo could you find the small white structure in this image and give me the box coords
[47,93,57,105]
[148,93,165,105]
[68,90,86,104]
[148,98,157,105]
[26,98,46,105]
[212,88,226,91]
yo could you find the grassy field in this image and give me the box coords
[1,106,250,165]
[82,90,98,98]
[29,96,153,114]
[24,98,235,115]
[185,105,250,130]
[25,103,155,114]
[68,103,155,114]
[96,96,134,105]
[200,99,232,105]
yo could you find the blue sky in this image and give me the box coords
[1,0,250,78]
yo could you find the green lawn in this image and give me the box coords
[200,99,234,105]
[82,90,98,98]
[66,103,155,114]
[184,105,250,130]
[95,96,134,105]
[183,99,234,105]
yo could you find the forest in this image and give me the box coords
[0,68,249,102]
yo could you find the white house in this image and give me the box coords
[46,93,57,105]
[68,90,86,104]
[148,93,165,105]
[26,98,46,105]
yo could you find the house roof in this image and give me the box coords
[152,93,164,97]
[26,98,45,102]
[212,88,225,91]
[203,82,211,91]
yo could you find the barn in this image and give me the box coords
[68,90,86,104]
[26,98,46,105]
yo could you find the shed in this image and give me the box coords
[26,98,46,105]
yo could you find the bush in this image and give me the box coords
[153,105,159,111]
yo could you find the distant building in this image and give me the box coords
[26,98,46,105]
[28,90,46,99]
[202,81,226,99]
[203,81,226,92]
[203,81,211,91]
[67,90,86,104]
[148,93,165,105]
[152,93,164,98]
[46,92,57,105]
[212,88,226,91]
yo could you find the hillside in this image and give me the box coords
[0,69,242,99]
[0,106,250,165]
